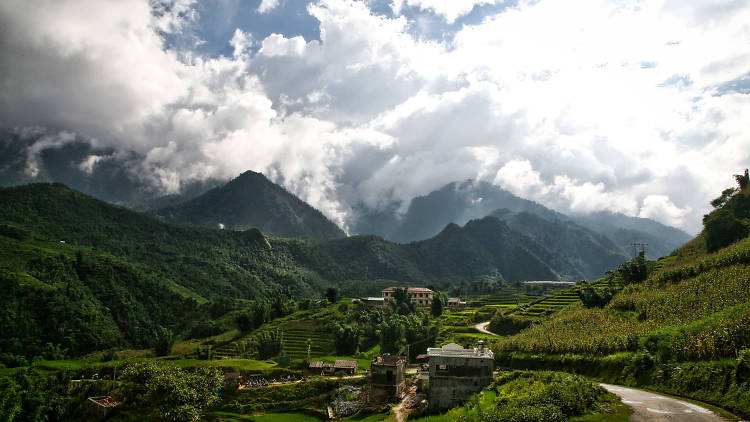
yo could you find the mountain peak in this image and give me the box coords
[154,170,345,239]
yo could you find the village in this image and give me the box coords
[86,286,497,420]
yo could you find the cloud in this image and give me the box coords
[258,0,281,14]
[2,0,750,236]
[639,194,691,229]
[392,0,504,23]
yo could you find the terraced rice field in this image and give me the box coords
[212,321,334,360]
[514,279,618,317]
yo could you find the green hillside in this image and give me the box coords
[491,173,750,417]
[0,182,601,364]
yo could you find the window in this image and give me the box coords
[387,370,393,382]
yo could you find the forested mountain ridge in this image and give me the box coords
[0,182,608,362]
[153,170,346,239]
[354,179,692,260]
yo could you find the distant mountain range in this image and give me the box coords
[152,170,346,239]
[353,180,692,262]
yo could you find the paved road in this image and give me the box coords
[601,384,730,422]
[474,321,497,335]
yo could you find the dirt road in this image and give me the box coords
[474,321,497,335]
[600,384,731,422]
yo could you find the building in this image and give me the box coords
[307,359,358,376]
[370,354,407,402]
[382,287,434,307]
[426,342,494,409]
[447,297,467,308]
[357,297,385,307]
[334,359,358,375]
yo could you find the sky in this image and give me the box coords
[1,0,749,235]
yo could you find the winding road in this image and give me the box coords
[474,321,497,335]
[600,384,731,421]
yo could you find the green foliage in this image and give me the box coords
[0,377,21,422]
[153,326,175,356]
[331,322,360,355]
[488,313,534,336]
[425,371,620,422]
[120,361,223,422]
[616,252,649,285]
[736,348,750,384]
[704,208,748,252]
[704,170,750,252]
[431,291,446,317]
[326,287,339,304]
[577,284,616,308]
[224,377,340,413]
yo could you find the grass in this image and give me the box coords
[210,411,323,421]
[168,358,277,371]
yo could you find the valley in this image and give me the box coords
[0,172,748,421]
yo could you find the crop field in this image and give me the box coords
[212,320,334,360]
[494,238,750,358]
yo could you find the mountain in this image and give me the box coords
[354,179,692,261]
[354,180,564,242]
[490,209,628,279]
[154,170,346,239]
[0,183,566,361]
[570,211,693,259]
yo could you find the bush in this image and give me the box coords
[577,285,616,308]
[736,348,750,384]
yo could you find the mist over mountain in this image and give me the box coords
[153,170,346,239]
[354,179,692,261]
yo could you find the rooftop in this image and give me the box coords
[382,287,433,293]
[427,342,493,359]
[334,359,358,369]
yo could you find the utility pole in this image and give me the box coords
[631,242,648,258]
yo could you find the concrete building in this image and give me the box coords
[382,287,434,307]
[370,354,407,403]
[426,342,494,409]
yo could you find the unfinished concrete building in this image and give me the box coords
[427,342,494,409]
[369,354,406,402]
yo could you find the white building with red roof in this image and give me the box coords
[381,286,434,307]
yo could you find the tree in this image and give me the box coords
[711,188,738,209]
[332,322,360,355]
[704,208,748,252]
[431,292,445,317]
[735,169,749,190]
[326,287,339,304]
[153,326,174,356]
[235,311,254,333]
[121,361,223,422]
[577,284,616,308]
[617,252,649,284]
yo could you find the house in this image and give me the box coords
[307,361,335,376]
[357,297,385,307]
[307,360,358,376]
[426,341,494,409]
[370,354,407,402]
[85,396,120,420]
[334,359,358,375]
[447,297,467,308]
[382,287,434,307]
